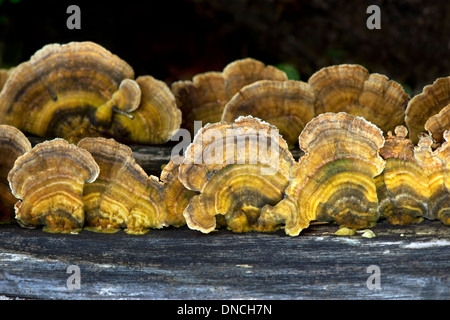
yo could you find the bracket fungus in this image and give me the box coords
[178,116,295,234]
[171,72,227,135]
[0,125,32,223]
[77,137,167,234]
[261,112,386,236]
[108,75,181,145]
[424,104,450,145]
[221,80,316,146]
[8,138,99,233]
[375,126,428,225]
[222,58,288,99]
[414,132,450,225]
[0,41,181,144]
[171,58,287,135]
[405,76,450,144]
[308,64,409,135]
[160,155,198,227]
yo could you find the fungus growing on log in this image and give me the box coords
[178,116,295,233]
[375,126,428,225]
[414,132,450,225]
[171,58,287,135]
[308,64,409,135]
[109,75,181,144]
[8,139,99,233]
[77,137,167,235]
[0,41,181,144]
[221,80,316,146]
[405,76,450,144]
[424,104,450,145]
[160,155,198,227]
[261,112,386,236]
[0,125,32,223]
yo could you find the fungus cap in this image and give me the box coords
[221,80,316,146]
[375,126,428,225]
[0,125,32,223]
[78,137,167,234]
[405,76,450,143]
[8,138,99,233]
[179,116,295,233]
[308,64,409,135]
[262,112,386,235]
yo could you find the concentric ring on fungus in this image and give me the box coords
[424,104,450,145]
[77,137,167,235]
[405,76,450,144]
[171,58,287,135]
[0,41,181,144]
[374,126,428,225]
[178,116,295,234]
[0,125,32,223]
[221,79,316,146]
[260,112,386,236]
[308,64,409,135]
[8,138,100,233]
[414,131,450,225]
[160,155,198,228]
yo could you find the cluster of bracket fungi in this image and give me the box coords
[0,41,448,236]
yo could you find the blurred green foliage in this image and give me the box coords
[276,62,300,81]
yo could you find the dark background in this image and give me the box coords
[1,0,449,94]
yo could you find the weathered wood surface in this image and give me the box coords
[0,220,448,300]
[2,139,448,300]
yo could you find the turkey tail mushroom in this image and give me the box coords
[374,126,428,225]
[171,58,287,135]
[0,125,32,223]
[8,138,99,233]
[405,76,450,144]
[160,155,198,228]
[308,64,409,135]
[424,104,450,145]
[414,132,450,225]
[262,112,386,236]
[178,116,295,234]
[221,80,316,146]
[77,137,167,235]
[0,41,181,144]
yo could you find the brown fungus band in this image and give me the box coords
[425,104,450,146]
[308,64,409,136]
[178,116,295,234]
[0,41,181,144]
[0,68,11,92]
[171,58,288,135]
[8,138,100,233]
[0,125,32,223]
[77,137,167,235]
[261,112,386,236]
[375,126,428,225]
[405,76,450,144]
[221,80,316,146]
[160,155,198,228]
[414,132,450,225]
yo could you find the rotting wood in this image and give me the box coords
[5,136,447,300]
[0,220,448,300]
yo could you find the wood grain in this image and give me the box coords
[0,220,448,300]
[3,138,447,300]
